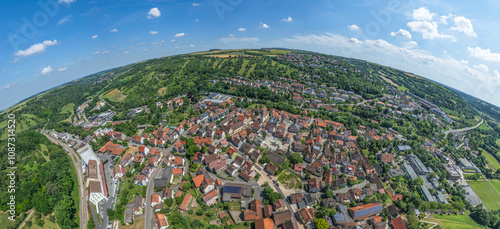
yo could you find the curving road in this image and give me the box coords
[443,119,483,137]
[43,133,88,229]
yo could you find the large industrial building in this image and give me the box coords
[348,203,383,221]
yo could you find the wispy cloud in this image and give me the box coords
[192,3,200,6]
[238,28,246,32]
[58,0,76,5]
[14,40,59,58]
[58,67,68,72]
[57,15,73,25]
[150,31,158,35]
[151,40,165,46]
[220,37,259,43]
[174,33,185,38]
[92,35,98,39]
[147,7,161,19]
[92,50,109,55]
[110,29,118,32]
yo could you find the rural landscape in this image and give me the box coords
[1,48,500,229]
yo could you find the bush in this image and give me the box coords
[188,209,193,214]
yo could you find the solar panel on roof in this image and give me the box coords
[224,186,241,194]
[333,213,344,221]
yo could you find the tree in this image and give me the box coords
[260,155,270,164]
[143,138,150,146]
[315,218,329,229]
[165,198,174,207]
[325,190,334,198]
[290,152,304,164]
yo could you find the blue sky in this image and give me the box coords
[1,0,500,110]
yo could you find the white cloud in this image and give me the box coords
[348,38,363,45]
[467,47,500,62]
[238,28,246,32]
[124,51,130,54]
[174,33,185,38]
[461,59,469,65]
[192,3,200,6]
[40,66,53,75]
[92,35,98,39]
[390,29,412,39]
[58,0,76,5]
[58,67,67,72]
[451,16,477,37]
[403,41,418,48]
[170,39,176,43]
[348,24,359,31]
[150,31,158,35]
[220,37,260,43]
[473,64,489,73]
[440,13,453,24]
[229,34,235,37]
[407,21,455,41]
[57,16,72,25]
[259,22,270,29]
[110,29,118,32]
[4,82,15,89]
[412,7,435,21]
[14,40,59,57]
[190,44,195,48]
[281,17,293,23]
[194,19,199,22]
[151,40,165,46]
[147,7,161,19]
[92,50,109,55]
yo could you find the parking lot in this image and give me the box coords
[454,179,483,206]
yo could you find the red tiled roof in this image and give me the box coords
[179,193,192,212]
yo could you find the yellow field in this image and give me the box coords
[102,88,127,102]
[157,87,167,96]
[117,217,144,229]
[405,72,424,79]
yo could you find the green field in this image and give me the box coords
[246,63,257,77]
[480,148,500,171]
[0,212,18,228]
[24,213,59,229]
[60,103,75,114]
[426,213,486,229]
[433,213,484,227]
[277,170,302,189]
[468,180,500,210]
[237,59,249,75]
[490,180,500,193]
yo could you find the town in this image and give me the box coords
[46,77,484,229]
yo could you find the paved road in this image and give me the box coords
[17,209,34,229]
[144,135,182,229]
[332,180,369,194]
[43,133,88,229]
[443,119,483,137]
